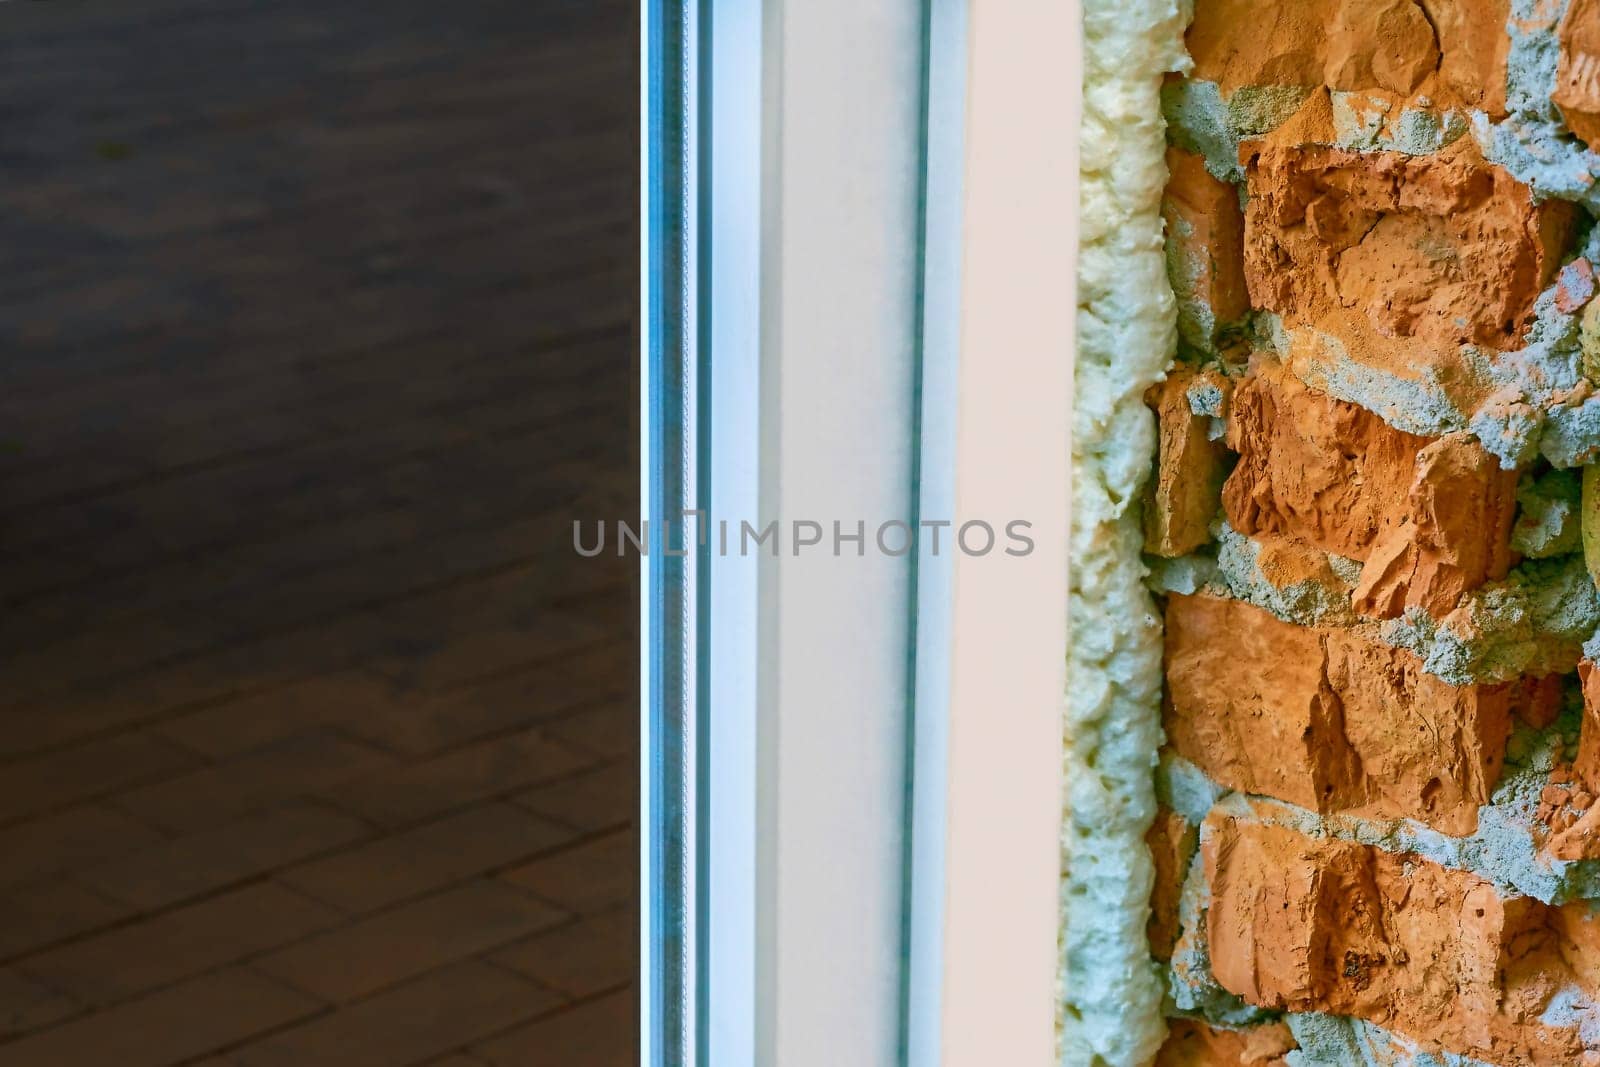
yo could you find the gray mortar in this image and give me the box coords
[1252,309,1292,357]
[1159,729,1600,1061]
[1286,1014,1496,1067]
[1162,78,1472,179]
[1382,106,1470,155]
[1162,79,1242,181]
[1165,849,1277,1027]
[1331,91,1470,155]
[1507,0,1569,121]
[1513,467,1582,557]
[1478,114,1600,215]
[1543,983,1600,1049]
[1284,1014,1370,1066]
[1331,92,1388,149]
[1171,235,1600,474]
[1276,220,1600,469]
[1482,0,1600,214]
[1146,525,1600,686]
[1161,78,1311,183]
[1155,752,1226,826]
[1282,263,1600,470]
[1379,556,1599,686]
[1285,331,1472,440]
[1185,376,1224,417]
[1211,523,1360,626]
[1144,552,1220,597]
[1165,212,1214,349]
[1156,699,1600,906]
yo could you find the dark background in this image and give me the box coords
[0,1,637,1063]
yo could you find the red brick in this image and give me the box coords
[1224,361,1514,615]
[1544,665,1600,860]
[1204,811,1600,1065]
[1187,0,1509,113]
[1146,808,1197,961]
[1351,433,1517,619]
[1164,147,1248,349]
[1579,661,1600,793]
[1165,594,1516,834]
[1242,135,1571,351]
[1518,673,1566,731]
[1145,367,1228,558]
[1540,792,1600,862]
[1155,1018,1295,1066]
[1556,902,1600,997]
[1224,359,1423,560]
[1424,0,1515,115]
[1556,0,1600,147]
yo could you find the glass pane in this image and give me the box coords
[642,1,698,1063]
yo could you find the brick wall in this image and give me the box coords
[1144,2,1600,1064]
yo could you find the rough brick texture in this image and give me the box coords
[1579,660,1600,793]
[1557,0,1600,147]
[1223,359,1423,559]
[1146,807,1197,961]
[1350,432,1519,619]
[1186,0,1510,113]
[1224,359,1515,615]
[1145,367,1229,558]
[1242,137,1569,352]
[1164,146,1248,349]
[1148,1,1600,1060]
[1542,663,1600,861]
[1204,812,1600,1065]
[1165,593,1516,834]
[1155,1018,1296,1066]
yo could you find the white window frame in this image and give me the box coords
[906,3,1076,1063]
[642,2,1078,1063]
